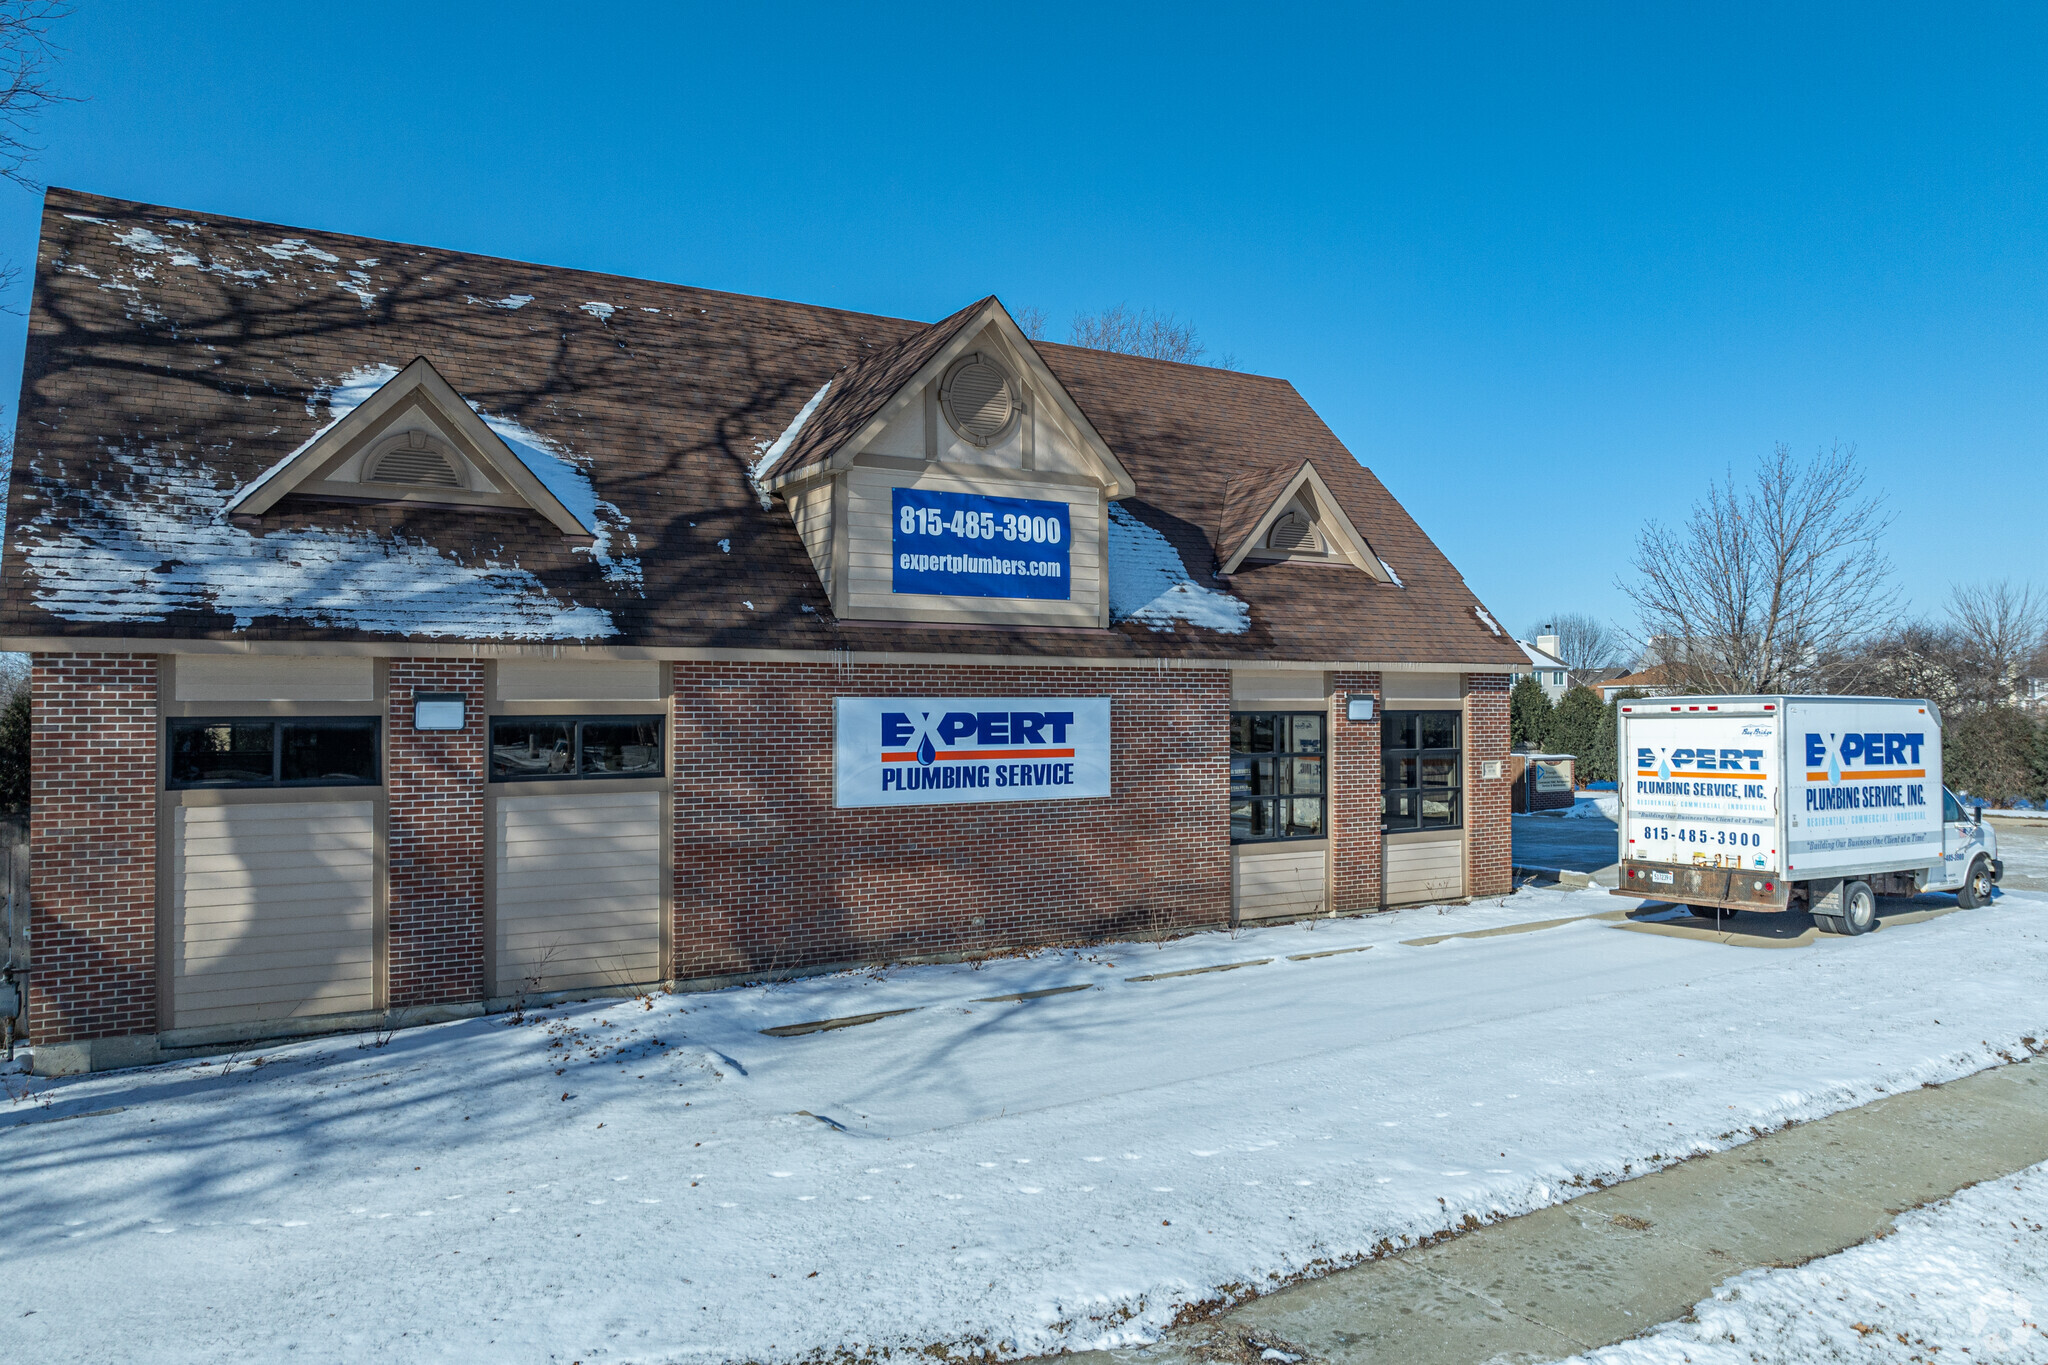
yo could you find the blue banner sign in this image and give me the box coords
[891,487,1071,600]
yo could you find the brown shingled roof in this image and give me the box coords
[1,188,1525,668]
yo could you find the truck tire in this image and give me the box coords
[1837,881,1877,936]
[1955,857,1994,909]
[1813,914,1845,935]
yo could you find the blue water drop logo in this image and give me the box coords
[1657,748,1669,780]
[917,734,936,766]
[1827,735,1841,783]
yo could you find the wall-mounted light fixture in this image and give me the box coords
[1346,695,1375,722]
[413,693,466,731]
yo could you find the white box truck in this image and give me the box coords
[1613,695,2002,935]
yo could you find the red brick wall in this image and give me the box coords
[386,660,485,1007]
[26,653,158,1043]
[1329,670,1383,913]
[671,662,1232,978]
[1466,673,1512,897]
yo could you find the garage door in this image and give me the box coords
[172,800,378,1029]
[494,788,663,995]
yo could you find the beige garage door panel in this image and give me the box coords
[1234,847,1327,921]
[173,800,378,1030]
[1387,834,1464,905]
[495,789,663,995]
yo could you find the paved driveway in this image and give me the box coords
[1511,811,1618,873]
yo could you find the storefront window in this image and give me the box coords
[1231,711,1325,842]
[490,716,663,781]
[167,717,380,789]
[1383,710,1461,830]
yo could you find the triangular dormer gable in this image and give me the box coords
[756,297,1135,499]
[1221,460,1391,580]
[224,356,595,539]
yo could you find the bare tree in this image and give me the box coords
[1012,305,1049,342]
[1945,580,2045,707]
[1068,302,1238,369]
[1621,442,1898,694]
[0,3,67,190]
[1527,612,1620,672]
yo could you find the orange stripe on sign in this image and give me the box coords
[1804,768,1926,781]
[881,748,1076,763]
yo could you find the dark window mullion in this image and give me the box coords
[272,721,284,785]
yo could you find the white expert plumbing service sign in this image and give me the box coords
[833,697,1112,808]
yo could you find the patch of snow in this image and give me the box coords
[743,600,754,610]
[354,258,379,267]
[334,272,379,309]
[62,213,111,224]
[111,227,169,254]
[1561,792,1619,821]
[1474,605,1503,636]
[9,889,2048,1362]
[257,238,341,264]
[20,441,616,638]
[580,301,616,322]
[717,538,731,553]
[640,306,660,312]
[1107,502,1250,634]
[1378,557,1404,586]
[469,404,643,593]
[748,381,832,488]
[491,293,534,309]
[1543,1160,2048,1364]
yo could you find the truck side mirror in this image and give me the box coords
[1974,804,1984,825]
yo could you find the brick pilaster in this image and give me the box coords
[26,653,158,1043]
[1329,670,1384,913]
[1466,673,1513,897]
[386,659,485,1006]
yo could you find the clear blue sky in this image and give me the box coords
[4,2,2043,653]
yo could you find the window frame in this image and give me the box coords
[165,716,383,791]
[488,713,666,783]
[1382,708,1464,833]
[1229,709,1328,845]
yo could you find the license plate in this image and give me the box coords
[1650,870,1674,885]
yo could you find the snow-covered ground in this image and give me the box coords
[5,884,2047,1364]
[1542,1161,2048,1364]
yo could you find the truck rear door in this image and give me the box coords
[1624,707,1781,874]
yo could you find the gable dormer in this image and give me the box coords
[755,298,1134,628]
[225,356,595,539]
[1221,460,1393,580]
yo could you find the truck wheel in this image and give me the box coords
[1813,914,1845,935]
[1955,858,1994,909]
[1837,881,1877,936]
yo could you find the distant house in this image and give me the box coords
[1597,665,1680,702]
[1511,634,1572,703]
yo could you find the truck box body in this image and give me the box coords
[1617,695,1945,908]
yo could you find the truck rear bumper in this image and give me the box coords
[1613,861,1793,913]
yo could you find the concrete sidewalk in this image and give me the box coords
[1075,1054,2048,1365]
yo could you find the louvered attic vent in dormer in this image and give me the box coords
[367,431,464,487]
[1265,510,1323,554]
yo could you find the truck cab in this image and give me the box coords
[1931,786,2001,906]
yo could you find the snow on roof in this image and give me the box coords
[20,440,618,638]
[1107,503,1249,634]
[747,381,833,506]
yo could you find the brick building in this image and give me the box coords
[2,190,1526,1073]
